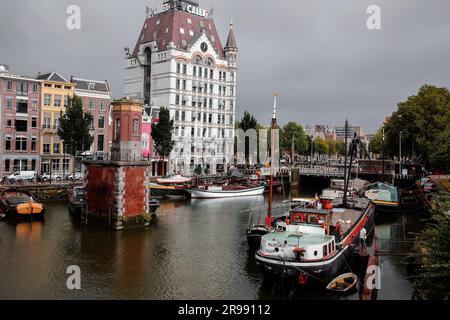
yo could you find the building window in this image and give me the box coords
[180,27,185,34]
[43,144,50,154]
[176,63,181,73]
[132,119,139,135]
[182,80,186,91]
[43,117,51,129]
[98,135,104,152]
[52,159,60,173]
[32,83,39,93]
[63,159,70,173]
[6,118,12,127]
[98,115,105,129]
[44,94,51,106]
[53,117,59,130]
[175,110,180,121]
[15,137,27,151]
[89,83,95,90]
[7,80,13,91]
[31,137,37,151]
[5,137,11,151]
[6,97,13,108]
[15,120,27,132]
[17,83,28,96]
[32,117,38,128]
[31,159,36,171]
[32,100,38,110]
[54,95,62,107]
[175,95,180,105]
[5,159,11,172]
[89,100,95,110]
[16,100,28,113]
[53,143,60,154]
[183,64,187,75]
[99,101,106,111]
[181,111,185,121]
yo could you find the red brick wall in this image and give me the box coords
[123,166,146,217]
[86,165,116,215]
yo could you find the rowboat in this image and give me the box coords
[0,189,45,219]
[156,175,192,184]
[186,185,265,199]
[326,272,358,293]
[148,183,188,198]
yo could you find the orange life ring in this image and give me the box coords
[292,213,307,223]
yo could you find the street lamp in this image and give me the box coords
[399,130,403,176]
[309,135,314,168]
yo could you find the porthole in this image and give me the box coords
[314,250,318,256]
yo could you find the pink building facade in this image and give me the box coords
[0,65,41,178]
[71,77,112,156]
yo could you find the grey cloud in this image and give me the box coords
[1,0,449,132]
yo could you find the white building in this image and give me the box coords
[124,0,237,175]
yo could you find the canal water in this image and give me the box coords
[0,185,423,300]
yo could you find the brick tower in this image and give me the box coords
[83,99,153,230]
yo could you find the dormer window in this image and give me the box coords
[89,83,95,90]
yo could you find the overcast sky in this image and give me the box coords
[1,0,449,132]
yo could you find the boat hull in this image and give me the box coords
[149,185,188,198]
[255,203,375,283]
[186,186,265,199]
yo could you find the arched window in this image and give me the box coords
[194,55,203,65]
[206,58,214,66]
[132,118,140,135]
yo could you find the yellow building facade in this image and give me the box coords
[36,72,74,177]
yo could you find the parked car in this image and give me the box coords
[6,171,37,183]
[66,172,83,181]
[40,173,63,182]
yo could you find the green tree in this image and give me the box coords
[326,140,337,156]
[383,85,450,170]
[410,193,450,299]
[369,129,383,155]
[336,141,346,157]
[314,137,329,155]
[280,122,309,155]
[239,111,257,132]
[58,95,94,176]
[151,107,175,168]
[238,111,258,165]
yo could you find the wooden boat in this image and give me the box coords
[148,183,188,198]
[68,185,84,217]
[156,175,192,184]
[326,272,358,293]
[363,182,399,210]
[0,189,45,219]
[186,185,265,199]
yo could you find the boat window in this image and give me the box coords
[323,245,328,257]
[314,250,318,256]
[332,240,335,251]
[328,243,332,254]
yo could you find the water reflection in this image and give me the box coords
[0,188,420,300]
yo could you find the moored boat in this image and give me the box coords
[326,272,358,293]
[148,183,189,198]
[255,196,375,284]
[68,185,84,217]
[156,175,192,184]
[186,185,265,199]
[363,182,399,210]
[0,189,45,219]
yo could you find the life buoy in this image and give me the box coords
[298,274,309,285]
[292,213,307,223]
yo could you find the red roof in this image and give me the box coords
[132,9,225,59]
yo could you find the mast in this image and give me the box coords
[268,93,278,218]
[343,119,348,197]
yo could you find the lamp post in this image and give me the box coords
[399,131,402,175]
[309,135,314,168]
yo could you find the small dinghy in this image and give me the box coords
[326,273,358,293]
[0,189,45,219]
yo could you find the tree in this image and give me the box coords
[238,111,258,165]
[326,140,337,156]
[336,141,346,157]
[151,107,175,173]
[280,122,308,156]
[369,129,383,155]
[58,95,94,176]
[314,137,329,155]
[410,193,450,299]
[239,111,257,132]
[383,85,450,170]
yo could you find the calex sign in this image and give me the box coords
[181,2,210,18]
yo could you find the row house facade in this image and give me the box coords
[0,65,41,178]
[70,77,112,156]
[35,72,75,176]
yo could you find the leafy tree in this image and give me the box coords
[314,137,329,155]
[151,107,175,167]
[429,131,450,172]
[58,95,94,176]
[410,193,450,299]
[336,141,346,157]
[239,111,257,132]
[237,111,258,165]
[369,129,383,155]
[280,122,308,155]
[383,85,450,170]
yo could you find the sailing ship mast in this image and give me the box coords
[267,93,278,219]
